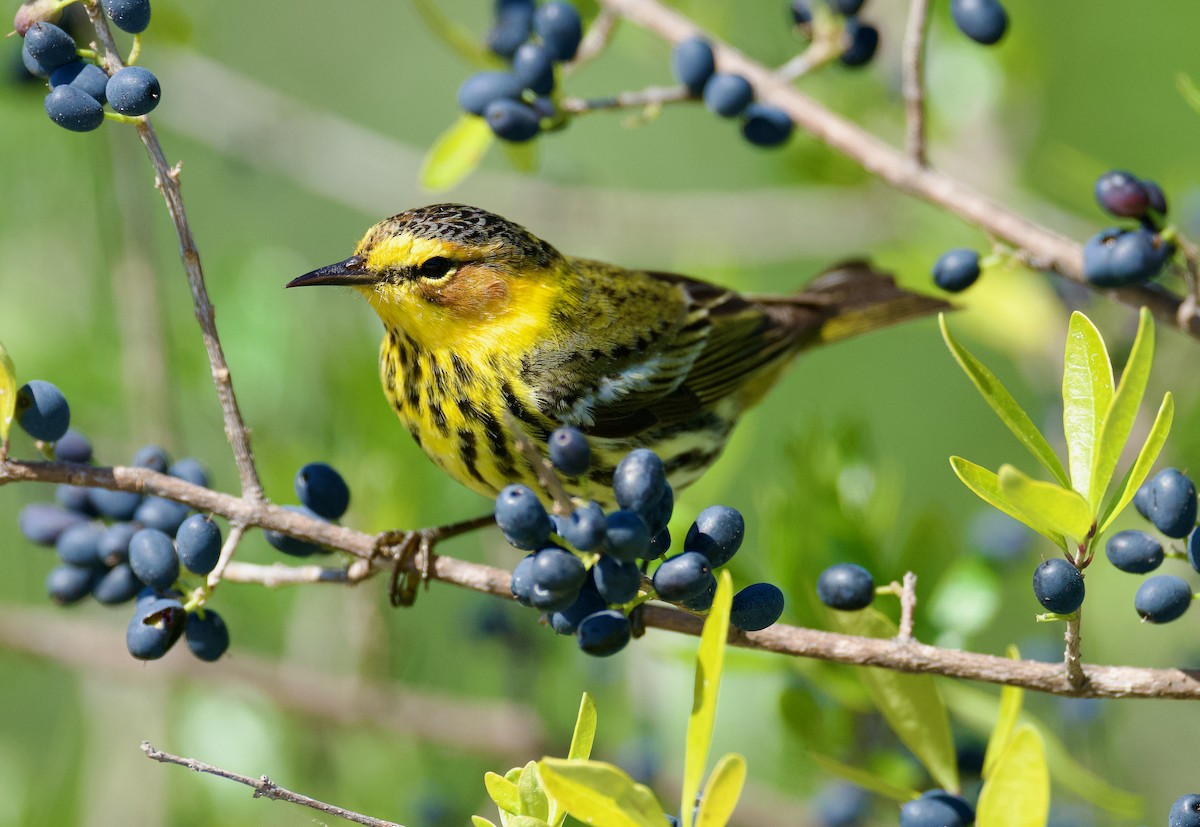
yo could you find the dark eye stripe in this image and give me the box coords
[417,256,454,280]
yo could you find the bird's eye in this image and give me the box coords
[417,256,455,280]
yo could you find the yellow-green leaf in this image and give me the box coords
[507,818,552,827]
[810,752,917,803]
[519,762,549,821]
[1062,312,1114,501]
[486,772,521,815]
[503,140,538,173]
[1178,72,1200,115]
[825,608,959,793]
[474,818,499,827]
[419,115,495,192]
[1090,308,1154,511]
[537,759,664,827]
[950,457,1067,552]
[975,725,1049,827]
[1098,392,1174,534]
[0,340,15,444]
[411,0,499,68]
[683,571,733,827]
[941,316,1070,487]
[997,465,1093,543]
[568,693,597,761]
[982,647,1024,778]
[695,754,746,827]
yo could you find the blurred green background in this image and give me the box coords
[3,1,1200,824]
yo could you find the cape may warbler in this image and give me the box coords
[289,204,945,505]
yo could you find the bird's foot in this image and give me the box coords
[374,528,437,607]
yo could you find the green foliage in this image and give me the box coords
[419,114,496,191]
[976,725,1049,826]
[683,571,733,827]
[0,340,15,446]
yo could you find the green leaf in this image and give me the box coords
[975,725,1050,827]
[1098,392,1174,534]
[683,571,733,827]
[949,457,1068,552]
[568,693,597,761]
[507,819,552,827]
[940,315,1070,487]
[997,465,1093,542]
[1090,308,1154,511]
[537,759,665,827]
[1062,312,1114,502]
[486,772,521,815]
[982,647,1023,778]
[825,608,959,792]
[419,115,495,192]
[0,340,15,445]
[695,754,746,827]
[809,752,917,804]
[927,558,1000,639]
[410,0,499,68]
[519,762,550,821]
[474,818,500,827]
[1178,73,1200,115]
[503,140,539,173]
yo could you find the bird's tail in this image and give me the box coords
[758,260,950,347]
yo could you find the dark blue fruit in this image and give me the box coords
[1189,528,1200,574]
[549,589,607,635]
[495,484,552,550]
[55,522,103,567]
[816,563,875,610]
[812,782,869,827]
[101,0,151,34]
[1135,575,1192,623]
[49,61,108,103]
[89,488,142,521]
[1032,558,1084,614]
[533,2,582,62]
[484,99,541,142]
[105,66,161,115]
[513,42,555,96]
[548,425,589,476]
[92,563,143,605]
[486,0,535,60]
[264,505,327,556]
[680,573,716,611]
[1104,530,1164,574]
[133,444,171,472]
[741,104,793,147]
[671,37,715,96]
[16,380,70,441]
[652,551,712,602]
[98,522,138,566]
[23,22,77,73]
[134,496,190,535]
[648,527,671,559]
[640,483,674,537]
[22,41,50,78]
[510,553,536,606]
[839,19,879,67]
[175,514,222,575]
[791,0,814,24]
[1143,180,1168,217]
[684,505,744,567]
[1138,468,1197,539]
[919,790,974,824]
[593,554,641,604]
[129,528,179,590]
[576,609,631,656]
[950,0,1008,45]
[186,609,230,661]
[554,501,607,551]
[730,583,785,631]
[900,795,970,827]
[1170,794,1200,827]
[55,484,96,516]
[168,458,209,487]
[832,0,866,13]
[703,73,753,118]
[47,564,99,605]
[54,429,93,463]
[531,546,587,593]
[1094,170,1150,219]
[530,582,579,612]
[295,462,350,520]
[613,449,667,513]
[126,597,186,660]
[932,248,981,293]
[1082,226,1170,287]
[19,503,86,545]
[603,510,651,562]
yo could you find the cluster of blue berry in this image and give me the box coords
[17,0,160,132]
[499,427,784,657]
[1084,170,1175,287]
[262,462,349,557]
[790,1,878,67]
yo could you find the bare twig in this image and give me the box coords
[502,410,574,515]
[901,0,932,166]
[774,36,841,84]
[559,83,691,115]
[141,742,403,827]
[569,7,620,69]
[206,522,247,588]
[221,559,371,586]
[1064,610,1087,689]
[897,571,918,642]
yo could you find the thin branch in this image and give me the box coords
[559,83,691,115]
[901,0,932,166]
[206,522,247,588]
[569,7,620,69]
[1064,610,1087,689]
[80,2,264,500]
[774,36,841,84]
[141,742,404,827]
[897,571,918,642]
[221,559,370,586]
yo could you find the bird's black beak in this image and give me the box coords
[286,255,376,288]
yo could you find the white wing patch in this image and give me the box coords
[561,342,705,427]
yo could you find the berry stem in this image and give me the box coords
[559,83,691,115]
[75,47,98,61]
[126,33,141,66]
[900,0,932,167]
[102,111,142,125]
[775,13,843,83]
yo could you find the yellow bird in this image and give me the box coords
[289,204,945,506]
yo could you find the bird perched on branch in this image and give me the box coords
[289,204,945,505]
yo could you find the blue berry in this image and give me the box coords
[703,73,753,118]
[126,597,185,660]
[15,380,70,441]
[168,458,209,487]
[652,551,712,602]
[44,85,105,132]
[129,528,179,590]
[533,2,582,62]
[1138,468,1197,539]
[1135,575,1192,623]
[671,37,715,96]
[513,42,555,96]
[98,521,138,566]
[22,41,49,78]
[640,484,674,538]
[1105,530,1164,574]
[604,510,651,562]
[1189,528,1200,574]
[55,484,96,516]
[49,61,108,104]
[23,22,77,73]
[19,503,86,546]
[530,582,580,612]
[554,501,607,551]
[680,573,716,611]
[105,66,161,115]
[185,609,230,661]
[832,0,866,13]
[92,563,143,605]
[548,426,589,476]
[1094,170,1150,219]
[295,462,350,520]
[484,99,541,142]
[593,554,641,604]
[89,488,142,521]
[576,609,631,656]
[55,522,104,567]
[495,484,552,550]
[932,248,981,293]
[1144,180,1169,217]
[510,553,536,606]
[1032,558,1084,613]
[741,104,793,147]
[101,0,151,34]
[47,564,99,605]
[791,0,814,24]
[684,505,744,567]
[1082,227,1170,287]
[486,0,535,60]
[919,790,974,824]
[613,449,667,513]
[531,546,587,593]
[133,444,171,472]
[950,0,1008,45]
[839,20,879,67]
[730,583,785,631]
[817,563,875,610]
[647,527,671,559]
[134,496,190,535]
[458,71,524,116]
[549,588,607,635]
[812,783,869,827]
[175,514,222,575]
[54,429,93,463]
[900,795,970,827]
[264,505,327,556]
[1170,794,1200,827]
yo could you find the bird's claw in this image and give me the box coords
[374,528,437,607]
